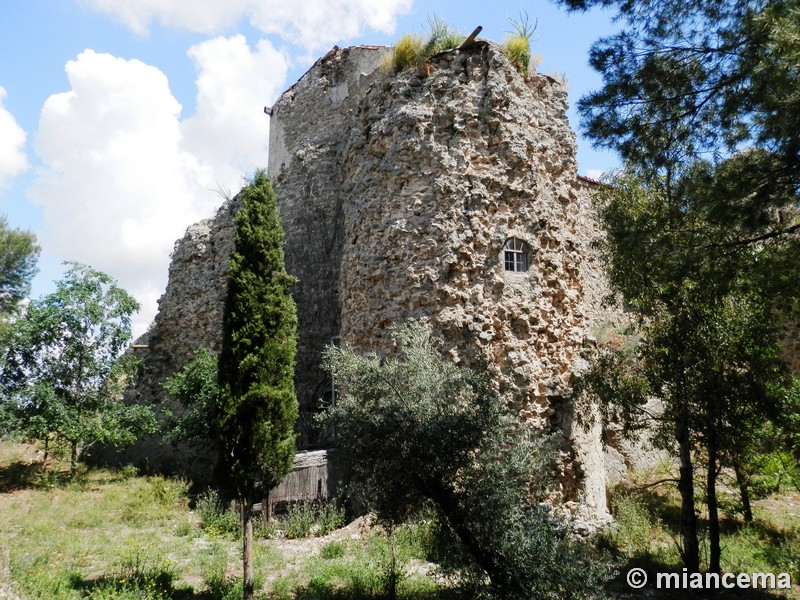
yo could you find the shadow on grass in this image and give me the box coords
[616,481,798,553]
[0,457,166,494]
[284,584,469,600]
[0,459,69,492]
[68,571,210,599]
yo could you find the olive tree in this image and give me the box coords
[321,321,611,600]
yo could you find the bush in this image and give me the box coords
[320,321,613,599]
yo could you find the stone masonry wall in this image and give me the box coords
[111,199,238,476]
[268,46,389,445]
[336,42,615,514]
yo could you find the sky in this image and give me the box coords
[0,0,620,337]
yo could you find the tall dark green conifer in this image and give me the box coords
[217,170,298,599]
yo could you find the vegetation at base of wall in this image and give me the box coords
[195,488,346,542]
[381,16,464,74]
[320,321,613,599]
[284,500,346,539]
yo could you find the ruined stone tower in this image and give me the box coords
[129,41,621,517]
[268,41,616,515]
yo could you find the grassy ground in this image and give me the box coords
[1,441,798,599]
[601,464,800,599]
[0,442,449,599]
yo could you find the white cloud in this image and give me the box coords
[80,0,412,51]
[0,86,30,189]
[181,35,287,185]
[30,41,288,336]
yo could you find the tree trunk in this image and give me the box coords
[70,441,78,475]
[242,496,254,600]
[707,439,721,574]
[677,410,700,572]
[733,460,753,523]
[42,437,49,473]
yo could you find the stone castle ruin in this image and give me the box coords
[127,40,633,519]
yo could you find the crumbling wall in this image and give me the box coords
[111,199,238,476]
[268,46,389,445]
[336,42,615,514]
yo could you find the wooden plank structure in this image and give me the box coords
[263,449,344,515]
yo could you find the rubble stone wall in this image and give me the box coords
[268,46,389,444]
[107,199,238,476]
[335,43,616,513]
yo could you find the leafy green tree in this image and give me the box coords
[555,0,800,572]
[0,213,40,344]
[322,321,611,600]
[162,347,220,445]
[1,262,155,471]
[556,0,800,204]
[577,169,798,572]
[217,170,298,600]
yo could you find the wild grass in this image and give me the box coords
[0,442,444,599]
[3,440,796,599]
[601,469,800,598]
[269,519,445,600]
[382,16,463,75]
[500,9,539,74]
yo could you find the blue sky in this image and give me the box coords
[0,0,619,336]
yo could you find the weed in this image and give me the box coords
[609,494,657,555]
[317,501,346,536]
[502,35,531,73]
[501,9,537,73]
[204,570,243,600]
[320,540,346,559]
[281,500,346,539]
[174,519,195,537]
[383,16,463,75]
[382,33,424,73]
[196,489,241,538]
[117,464,139,481]
[254,512,278,539]
[420,15,463,57]
[285,501,316,539]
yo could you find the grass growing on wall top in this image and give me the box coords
[381,15,464,74]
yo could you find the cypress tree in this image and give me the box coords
[217,170,298,599]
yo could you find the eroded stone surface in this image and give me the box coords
[336,44,616,512]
